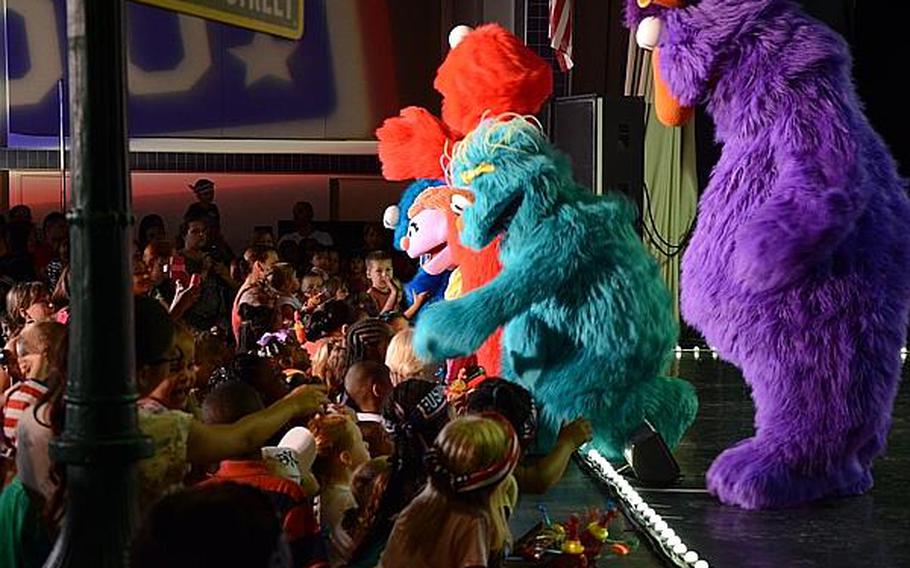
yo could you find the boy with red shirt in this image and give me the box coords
[201,381,327,568]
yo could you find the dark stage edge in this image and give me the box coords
[573,356,910,568]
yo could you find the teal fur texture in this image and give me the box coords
[414,117,698,458]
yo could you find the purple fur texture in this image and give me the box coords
[627,0,910,508]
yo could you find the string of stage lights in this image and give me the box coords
[582,449,710,568]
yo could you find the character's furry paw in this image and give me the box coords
[413,301,488,361]
[707,438,872,509]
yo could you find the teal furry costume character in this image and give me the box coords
[414,116,698,458]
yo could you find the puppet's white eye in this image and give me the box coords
[383,205,399,229]
[450,194,472,215]
[636,16,663,50]
[449,25,473,49]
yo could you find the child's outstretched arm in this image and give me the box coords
[514,418,593,494]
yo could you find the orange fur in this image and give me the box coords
[376,107,456,180]
[435,24,553,137]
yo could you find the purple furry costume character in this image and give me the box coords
[626,0,910,509]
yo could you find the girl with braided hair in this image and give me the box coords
[346,379,452,567]
[378,413,520,568]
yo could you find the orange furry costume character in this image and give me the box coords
[376,24,553,377]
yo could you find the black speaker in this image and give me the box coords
[549,95,645,230]
[623,420,680,485]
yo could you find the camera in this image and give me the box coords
[202,244,225,264]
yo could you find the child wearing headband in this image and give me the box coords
[377,414,520,568]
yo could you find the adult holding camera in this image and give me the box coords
[174,210,237,335]
[183,178,235,264]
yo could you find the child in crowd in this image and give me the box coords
[378,414,521,568]
[345,319,394,368]
[339,457,391,567]
[346,380,452,567]
[385,328,434,385]
[363,251,400,317]
[346,255,369,295]
[301,272,328,312]
[4,282,55,341]
[465,379,592,495]
[311,247,339,279]
[311,339,348,399]
[265,262,302,324]
[193,328,233,393]
[201,380,326,568]
[342,361,394,457]
[308,413,370,566]
[139,324,196,413]
[1,322,66,454]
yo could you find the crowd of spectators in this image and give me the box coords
[0,179,591,567]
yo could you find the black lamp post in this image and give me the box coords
[45,1,152,566]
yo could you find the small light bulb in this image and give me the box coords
[661,528,676,540]
[654,520,668,532]
[673,543,688,555]
[667,535,682,547]
[694,560,709,568]
[684,551,699,563]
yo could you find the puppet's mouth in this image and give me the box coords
[422,244,454,275]
[424,241,447,259]
[490,194,524,236]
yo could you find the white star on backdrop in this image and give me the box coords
[229,34,297,87]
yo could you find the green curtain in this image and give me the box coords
[642,104,698,324]
[626,39,699,325]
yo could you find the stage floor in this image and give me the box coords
[512,356,910,568]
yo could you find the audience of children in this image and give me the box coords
[0,200,595,567]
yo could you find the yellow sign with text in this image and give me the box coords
[135,0,303,40]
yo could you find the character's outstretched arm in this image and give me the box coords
[414,225,573,361]
[733,93,864,293]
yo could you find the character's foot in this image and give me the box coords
[643,376,698,449]
[706,438,871,509]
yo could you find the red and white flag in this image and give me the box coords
[549,0,574,71]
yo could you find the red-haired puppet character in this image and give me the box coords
[376,24,553,377]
